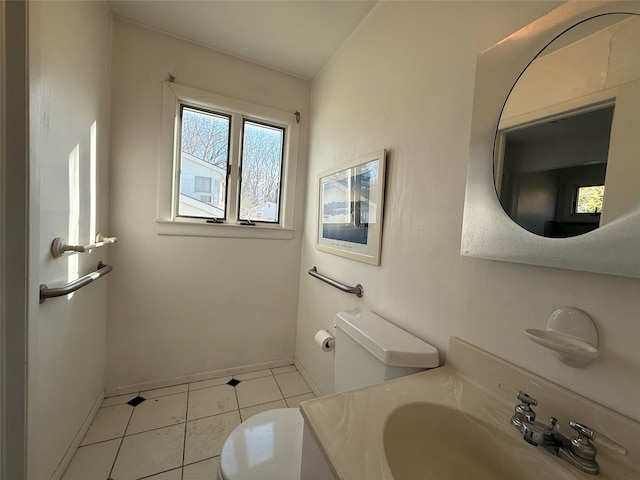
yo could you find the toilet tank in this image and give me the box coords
[334,309,440,393]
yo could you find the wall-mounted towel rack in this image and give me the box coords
[51,233,118,258]
[40,261,112,304]
[308,266,363,298]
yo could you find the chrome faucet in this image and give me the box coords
[511,391,627,475]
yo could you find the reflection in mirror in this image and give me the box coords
[496,104,613,237]
[495,13,640,238]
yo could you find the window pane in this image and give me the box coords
[178,106,229,219]
[239,120,284,223]
[194,176,212,193]
[575,185,605,214]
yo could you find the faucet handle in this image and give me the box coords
[517,391,538,407]
[570,421,628,456]
[512,391,538,427]
[569,422,598,462]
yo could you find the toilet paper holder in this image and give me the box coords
[314,330,335,352]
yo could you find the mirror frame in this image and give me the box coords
[461,1,640,278]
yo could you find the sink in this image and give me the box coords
[301,338,640,480]
[383,402,525,479]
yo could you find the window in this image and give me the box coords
[177,106,230,219]
[574,185,605,214]
[178,109,285,223]
[239,120,285,223]
[158,82,299,239]
[194,176,212,194]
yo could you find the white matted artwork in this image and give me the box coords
[317,150,386,265]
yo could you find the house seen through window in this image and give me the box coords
[177,105,285,223]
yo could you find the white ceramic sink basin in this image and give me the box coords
[383,402,522,479]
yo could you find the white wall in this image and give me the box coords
[107,20,310,389]
[28,1,112,479]
[296,1,640,422]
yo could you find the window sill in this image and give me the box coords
[156,219,294,240]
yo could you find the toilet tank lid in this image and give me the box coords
[335,309,439,368]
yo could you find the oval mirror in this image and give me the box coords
[494,13,640,238]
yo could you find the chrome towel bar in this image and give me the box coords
[40,262,112,304]
[51,233,118,258]
[308,266,363,298]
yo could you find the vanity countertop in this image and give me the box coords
[300,338,640,480]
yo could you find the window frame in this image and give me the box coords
[237,118,286,224]
[177,104,231,221]
[572,184,605,216]
[158,82,299,239]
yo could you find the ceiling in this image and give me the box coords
[107,0,378,80]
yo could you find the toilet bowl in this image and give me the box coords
[217,408,303,480]
[217,309,440,480]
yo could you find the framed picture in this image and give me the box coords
[317,150,386,265]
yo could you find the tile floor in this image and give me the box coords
[61,365,315,480]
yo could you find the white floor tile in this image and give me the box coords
[189,376,232,391]
[101,393,139,408]
[183,457,220,480]
[235,375,283,408]
[143,468,182,480]
[184,411,240,465]
[126,392,187,435]
[239,399,287,421]
[66,365,313,478]
[271,365,297,375]
[110,424,184,480]
[141,384,188,399]
[81,404,132,446]
[275,371,312,398]
[233,369,273,381]
[187,384,237,421]
[285,393,316,408]
[60,439,120,480]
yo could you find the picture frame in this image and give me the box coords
[316,150,386,265]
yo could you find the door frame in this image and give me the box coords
[1,1,29,479]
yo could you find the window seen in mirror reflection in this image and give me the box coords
[496,105,614,238]
[574,185,605,214]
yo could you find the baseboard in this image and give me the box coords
[105,357,296,397]
[51,389,104,480]
[294,359,325,398]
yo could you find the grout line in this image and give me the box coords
[138,388,189,400]
[182,454,220,469]
[107,403,135,479]
[181,386,190,480]
[232,376,241,422]
[189,378,232,392]
[136,466,182,480]
[272,368,290,404]
[231,369,273,382]
[102,391,140,402]
[77,435,125,449]
[122,420,189,438]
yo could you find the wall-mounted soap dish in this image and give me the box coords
[524,307,599,367]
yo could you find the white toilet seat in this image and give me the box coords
[217,408,304,480]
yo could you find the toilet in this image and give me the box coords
[217,309,439,480]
